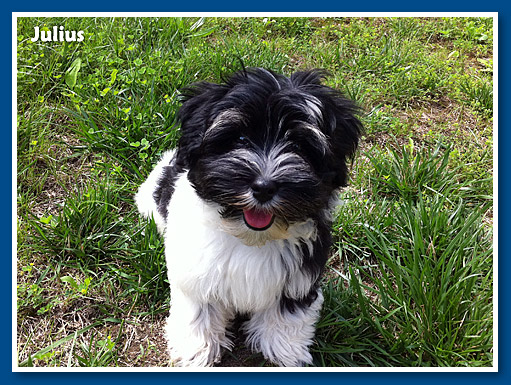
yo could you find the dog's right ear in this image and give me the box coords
[175,81,229,169]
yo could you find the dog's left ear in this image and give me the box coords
[175,81,229,169]
[291,70,363,188]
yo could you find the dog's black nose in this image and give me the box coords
[251,178,278,203]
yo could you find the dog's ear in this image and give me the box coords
[323,90,363,188]
[292,70,363,188]
[329,107,363,188]
[175,81,229,169]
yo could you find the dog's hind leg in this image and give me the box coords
[243,289,324,367]
[165,289,234,367]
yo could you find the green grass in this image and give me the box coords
[328,147,492,367]
[16,16,494,367]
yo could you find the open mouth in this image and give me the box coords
[242,208,275,231]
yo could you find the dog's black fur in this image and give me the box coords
[137,68,363,366]
[151,68,362,313]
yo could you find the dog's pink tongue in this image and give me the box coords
[243,208,274,230]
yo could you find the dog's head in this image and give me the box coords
[175,68,362,243]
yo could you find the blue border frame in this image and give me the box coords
[7,2,507,383]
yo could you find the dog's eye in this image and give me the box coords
[237,136,250,146]
[289,142,301,152]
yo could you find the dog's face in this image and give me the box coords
[175,68,362,243]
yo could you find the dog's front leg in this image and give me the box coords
[165,289,234,367]
[244,289,324,367]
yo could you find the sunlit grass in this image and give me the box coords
[16,16,493,367]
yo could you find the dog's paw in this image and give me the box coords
[165,317,229,367]
[247,332,314,367]
[273,349,313,367]
[164,294,235,367]
[168,342,222,367]
[243,290,323,367]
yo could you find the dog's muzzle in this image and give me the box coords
[242,177,278,231]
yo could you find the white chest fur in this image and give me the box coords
[164,173,317,313]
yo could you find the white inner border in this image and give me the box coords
[12,12,498,373]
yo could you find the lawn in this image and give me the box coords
[16,16,494,368]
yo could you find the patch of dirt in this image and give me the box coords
[361,97,492,155]
[117,315,170,367]
[17,309,171,367]
[400,97,492,144]
[17,300,269,367]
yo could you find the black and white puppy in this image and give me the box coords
[135,68,362,367]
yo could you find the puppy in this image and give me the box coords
[136,68,362,367]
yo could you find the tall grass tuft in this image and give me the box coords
[327,142,493,367]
